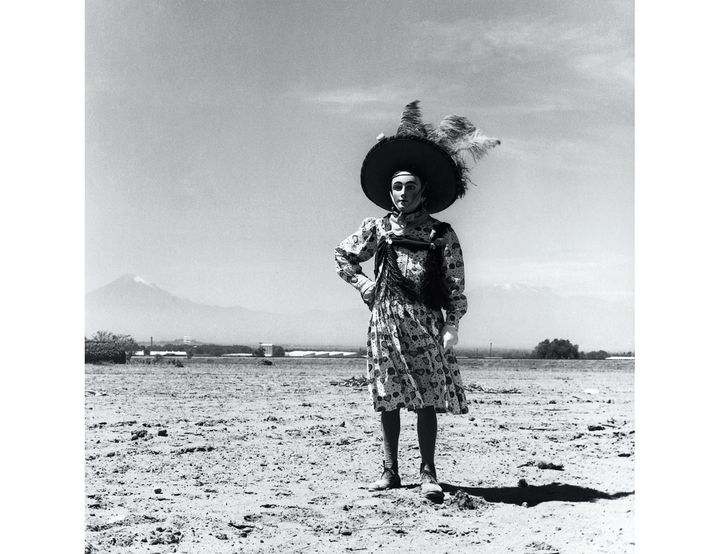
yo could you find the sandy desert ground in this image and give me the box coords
[85,358,634,553]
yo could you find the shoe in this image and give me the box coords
[369,468,401,491]
[419,465,444,501]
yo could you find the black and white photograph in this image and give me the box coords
[82,1,636,552]
[14,1,720,553]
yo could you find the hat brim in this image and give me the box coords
[360,136,460,214]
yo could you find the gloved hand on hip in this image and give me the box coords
[360,280,376,306]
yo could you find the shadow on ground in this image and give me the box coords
[440,482,635,507]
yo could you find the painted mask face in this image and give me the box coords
[390,171,424,213]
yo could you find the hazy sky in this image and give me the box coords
[86,0,633,313]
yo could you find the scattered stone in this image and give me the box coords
[618,452,632,457]
[229,520,256,537]
[195,419,227,426]
[154,488,162,494]
[333,376,370,388]
[158,429,168,437]
[465,384,520,394]
[518,478,529,488]
[536,461,564,471]
[175,445,215,454]
[130,429,148,441]
[450,490,485,510]
[588,425,605,431]
[215,533,229,540]
[112,420,138,427]
[526,540,558,552]
[148,528,181,545]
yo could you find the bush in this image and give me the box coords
[85,331,139,364]
[583,350,609,360]
[85,340,128,364]
[531,338,580,360]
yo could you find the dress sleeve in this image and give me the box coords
[334,217,380,294]
[440,225,468,329]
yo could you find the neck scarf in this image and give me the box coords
[389,206,430,235]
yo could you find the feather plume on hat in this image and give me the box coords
[395,100,500,199]
[361,100,499,213]
[396,100,432,138]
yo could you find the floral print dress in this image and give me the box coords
[335,208,469,414]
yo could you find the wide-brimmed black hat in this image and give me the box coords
[360,100,500,214]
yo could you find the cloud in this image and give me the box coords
[410,14,633,85]
[289,83,424,121]
[295,10,631,123]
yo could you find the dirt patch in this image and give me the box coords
[85,358,634,552]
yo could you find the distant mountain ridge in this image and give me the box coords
[85,274,365,347]
[462,284,633,351]
[86,275,633,350]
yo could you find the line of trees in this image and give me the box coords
[531,339,633,360]
[85,331,139,364]
[85,332,288,364]
[456,341,633,360]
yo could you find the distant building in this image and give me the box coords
[286,350,360,358]
[287,351,315,358]
[149,351,187,357]
[259,343,273,356]
[183,336,192,345]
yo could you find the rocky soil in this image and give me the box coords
[85,358,634,553]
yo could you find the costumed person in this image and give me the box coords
[334,100,500,501]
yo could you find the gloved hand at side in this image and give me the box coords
[441,324,458,350]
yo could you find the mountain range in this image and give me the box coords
[85,274,633,350]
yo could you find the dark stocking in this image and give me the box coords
[380,409,401,471]
[416,406,437,472]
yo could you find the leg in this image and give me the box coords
[416,406,443,501]
[369,409,401,490]
[381,409,401,471]
[416,406,437,472]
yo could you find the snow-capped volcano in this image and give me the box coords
[131,275,155,287]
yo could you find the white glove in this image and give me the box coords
[441,324,458,350]
[360,280,376,305]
